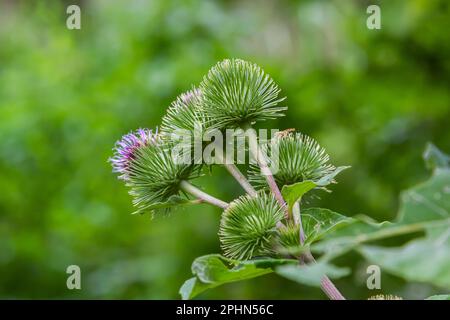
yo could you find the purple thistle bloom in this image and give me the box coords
[179,88,202,105]
[110,128,158,180]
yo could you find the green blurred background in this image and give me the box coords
[0,0,449,299]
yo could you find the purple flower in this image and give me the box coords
[179,88,202,105]
[110,128,158,180]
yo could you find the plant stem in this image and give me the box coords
[292,201,305,245]
[244,125,287,210]
[303,252,346,300]
[294,203,346,300]
[215,150,257,196]
[180,180,229,209]
[224,163,258,196]
[321,275,346,300]
[243,124,346,300]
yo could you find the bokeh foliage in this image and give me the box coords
[0,0,449,299]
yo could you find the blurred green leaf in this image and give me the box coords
[423,142,450,171]
[359,225,450,288]
[311,147,450,287]
[425,295,450,300]
[313,167,450,256]
[276,261,350,287]
[302,208,354,245]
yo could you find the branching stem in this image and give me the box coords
[293,201,306,245]
[180,180,229,209]
[243,124,346,300]
[294,203,346,300]
[244,125,287,211]
[215,150,257,196]
[303,252,346,300]
[224,163,258,196]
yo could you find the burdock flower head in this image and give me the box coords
[249,132,341,190]
[110,128,158,181]
[200,59,286,129]
[160,88,210,163]
[219,192,284,260]
[110,128,202,215]
[161,88,206,138]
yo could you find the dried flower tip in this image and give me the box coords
[275,128,296,138]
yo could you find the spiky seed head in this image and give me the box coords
[109,128,159,181]
[161,88,207,139]
[200,59,286,129]
[249,132,336,189]
[219,192,284,260]
[111,129,201,214]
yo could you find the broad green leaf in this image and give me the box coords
[281,180,316,209]
[302,208,354,245]
[312,168,450,255]
[280,166,350,209]
[276,261,350,287]
[309,145,450,288]
[249,258,299,269]
[180,255,297,299]
[397,169,450,224]
[359,225,450,288]
[191,254,273,284]
[179,277,217,300]
[315,166,351,187]
[423,142,449,171]
[426,295,450,300]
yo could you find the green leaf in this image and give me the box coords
[426,295,450,300]
[359,225,450,288]
[180,254,297,299]
[309,145,450,288]
[280,166,350,210]
[191,254,273,284]
[179,277,217,300]
[315,166,351,187]
[281,180,316,209]
[276,261,350,287]
[302,208,354,245]
[423,142,450,171]
[397,168,450,224]
[313,168,450,255]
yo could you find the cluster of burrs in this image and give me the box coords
[110,59,346,261]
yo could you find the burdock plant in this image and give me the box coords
[110,59,450,300]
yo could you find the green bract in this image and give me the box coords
[160,88,209,164]
[200,59,286,129]
[126,137,201,215]
[278,221,301,249]
[249,132,336,189]
[161,88,208,142]
[219,192,284,260]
